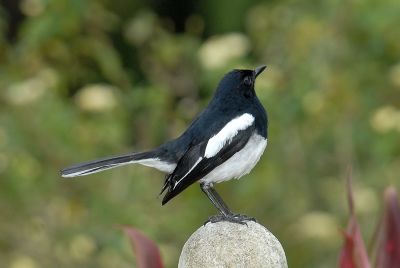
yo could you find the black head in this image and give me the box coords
[215,65,267,99]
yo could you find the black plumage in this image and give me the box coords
[61,65,268,224]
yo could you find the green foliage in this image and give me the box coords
[1,0,400,267]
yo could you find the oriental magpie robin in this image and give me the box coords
[61,65,268,224]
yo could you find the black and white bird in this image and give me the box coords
[61,65,268,224]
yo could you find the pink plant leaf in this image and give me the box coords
[338,168,371,268]
[375,187,400,268]
[120,225,164,268]
[339,229,356,268]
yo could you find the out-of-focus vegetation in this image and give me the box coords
[339,178,400,268]
[122,225,164,268]
[0,0,399,267]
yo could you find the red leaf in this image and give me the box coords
[338,168,371,268]
[120,225,164,268]
[340,229,356,268]
[375,187,400,268]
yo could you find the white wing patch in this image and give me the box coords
[204,113,255,158]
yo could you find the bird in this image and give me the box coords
[61,65,268,224]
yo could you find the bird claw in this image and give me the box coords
[204,214,256,225]
[232,214,257,223]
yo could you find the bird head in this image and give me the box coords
[215,65,267,99]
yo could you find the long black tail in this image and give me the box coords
[60,151,164,178]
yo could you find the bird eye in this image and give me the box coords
[243,76,252,86]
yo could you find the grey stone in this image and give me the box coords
[178,221,288,268]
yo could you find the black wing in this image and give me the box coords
[161,125,255,205]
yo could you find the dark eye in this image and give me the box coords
[243,76,252,86]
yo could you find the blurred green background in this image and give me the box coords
[1,0,399,267]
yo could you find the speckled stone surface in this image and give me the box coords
[178,221,288,268]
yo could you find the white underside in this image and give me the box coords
[138,158,176,173]
[200,134,267,184]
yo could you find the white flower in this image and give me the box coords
[69,234,97,262]
[295,211,339,242]
[5,68,58,105]
[198,33,251,69]
[10,255,38,268]
[75,84,118,112]
[370,105,400,133]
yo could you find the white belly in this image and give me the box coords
[200,134,267,184]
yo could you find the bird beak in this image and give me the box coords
[254,65,267,78]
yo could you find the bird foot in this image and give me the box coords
[204,213,256,225]
[233,213,257,223]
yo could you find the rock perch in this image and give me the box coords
[179,221,288,268]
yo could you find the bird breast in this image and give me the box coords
[200,134,267,184]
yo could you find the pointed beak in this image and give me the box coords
[254,65,267,78]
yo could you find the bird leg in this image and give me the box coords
[200,183,256,225]
[201,183,231,216]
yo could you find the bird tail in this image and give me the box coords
[60,151,168,178]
